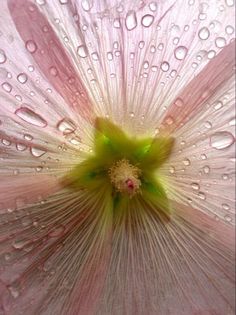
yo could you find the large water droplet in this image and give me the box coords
[25,40,38,53]
[0,49,7,64]
[17,73,28,84]
[125,10,137,30]
[198,27,210,40]
[77,45,88,58]
[15,107,47,127]
[174,46,188,60]
[210,131,234,150]
[141,14,154,27]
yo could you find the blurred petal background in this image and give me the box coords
[0,0,235,315]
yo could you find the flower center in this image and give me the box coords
[108,159,141,196]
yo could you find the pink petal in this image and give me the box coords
[8,0,93,121]
[161,41,235,132]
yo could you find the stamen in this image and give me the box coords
[108,159,141,196]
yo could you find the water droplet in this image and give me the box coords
[30,147,46,157]
[229,117,236,126]
[204,121,212,129]
[207,50,216,59]
[59,0,68,4]
[225,0,234,7]
[91,52,99,60]
[13,239,29,250]
[224,214,232,222]
[15,107,47,127]
[0,49,7,64]
[222,203,230,210]
[57,118,76,134]
[17,73,28,84]
[201,154,207,160]
[225,25,234,35]
[81,0,92,11]
[25,40,37,53]
[141,14,154,27]
[215,37,226,48]
[139,41,145,49]
[183,158,190,166]
[174,98,184,107]
[210,132,234,150]
[77,45,88,58]
[198,192,206,200]
[8,286,20,298]
[16,143,27,151]
[49,225,65,237]
[36,0,46,4]
[191,182,200,190]
[214,101,223,110]
[24,134,33,141]
[2,139,11,146]
[125,10,137,30]
[149,2,158,11]
[203,166,210,174]
[49,66,58,76]
[169,166,175,174]
[69,136,81,145]
[2,82,12,93]
[113,18,121,28]
[174,46,188,60]
[198,27,210,40]
[160,61,170,72]
[151,66,158,72]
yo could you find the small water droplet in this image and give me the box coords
[214,101,223,110]
[224,214,232,222]
[81,0,92,11]
[229,117,236,126]
[210,131,234,150]
[77,45,88,58]
[25,40,37,53]
[160,61,170,72]
[222,203,230,210]
[113,18,121,28]
[151,66,158,72]
[141,14,154,27]
[225,25,234,35]
[91,52,99,60]
[30,147,46,157]
[169,166,175,174]
[204,121,212,129]
[198,27,210,40]
[215,37,226,48]
[0,49,7,64]
[183,158,190,166]
[174,46,188,60]
[125,10,137,30]
[13,239,29,250]
[149,2,158,11]
[69,136,81,145]
[8,286,20,298]
[198,192,206,200]
[225,0,234,7]
[49,66,58,76]
[17,73,28,84]
[24,134,33,141]
[15,107,47,127]
[191,182,200,190]
[2,82,12,93]
[203,165,210,174]
[174,98,184,107]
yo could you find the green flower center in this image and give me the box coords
[63,118,175,219]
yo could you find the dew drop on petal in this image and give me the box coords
[222,203,230,210]
[81,0,92,11]
[225,0,234,7]
[214,101,223,110]
[17,73,28,84]
[215,37,226,48]
[77,45,88,58]
[57,118,76,134]
[49,66,58,76]
[59,0,68,4]
[198,27,210,40]
[225,25,234,35]
[174,46,188,60]
[15,107,47,127]
[30,147,46,157]
[210,131,234,150]
[12,239,28,250]
[224,214,232,222]
[91,52,99,60]
[183,158,191,166]
[198,192,206,200]
[125,10,137,30]
[174,98,184,107]
[0,49,7,64]
[149,2,158,11]
[25,40,37,53]
[229,117,236,126]
[8,286,20,298]
[203,165,210,174]
[141,14,154,27]
[160,61,170,72]
[191,182,200,190]
[2,82,12,93]
[16,143,27,151]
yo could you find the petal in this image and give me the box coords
[7,0,93,121]
[162,40,235,132]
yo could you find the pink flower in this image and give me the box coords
[0,1,235,315]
